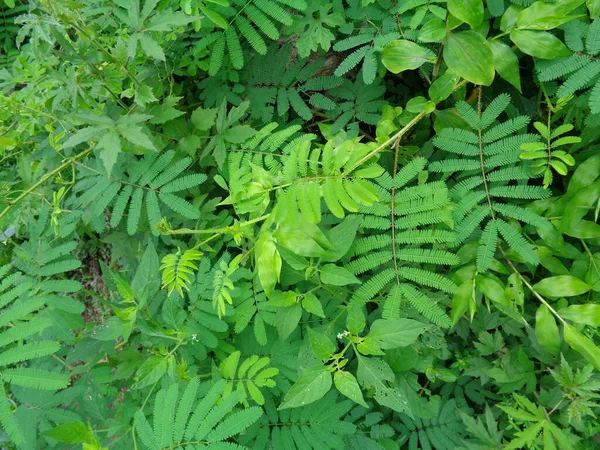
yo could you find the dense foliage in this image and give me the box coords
[1,0,600,448]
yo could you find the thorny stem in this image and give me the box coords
[162,214,271,235]
[477,88,496,220]
[499,247,566,324]
[0,147,94,223]
[346,109,430,174]
[390,135,401,285]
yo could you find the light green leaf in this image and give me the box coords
[448,0,484,28]
[564,323,600,370]
[276,303,302,340]
[131,242,160,300]
[509,30,571,59]
[418,19,446,43]
[42,422,92,444]
[559,304,600,326]
[533,276,591,297]
[381,40,436,73]
[490,40,522,92]
[132,355,168,389]
[191,107,218,130]
[444,31,495,86]
[119,125,157,151]
[96,131,122,178]
[308,328,336,360]
[334,371,368,407]
[279,365,332,409]
[138,34,165,61]
[320,264,361,286]
[535,305,561,354]
[301,293,325,318]
[367,318,429,349]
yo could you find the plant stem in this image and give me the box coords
[0,147,93,223]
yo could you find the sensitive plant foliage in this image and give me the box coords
[1,0,600,449]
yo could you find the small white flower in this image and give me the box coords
[191,334,198,341]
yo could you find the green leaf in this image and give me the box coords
[334,371,368,407]
[509,30,571,59]
[42,422,93,444]
[132,355,168,389]
[321,216,362,262]
[131,242,160,301]
[533,276,591,297]
[356,355,409,413]
[96,131,122,177]
[444,31,495,86]
[516,0,585,30]
[308,328,336,360]
[279,365,332,409]
[559,304,600,326]
[564,323,600,370]
[276,303,302,340]
[418,19,446,43]
[223,125,256,143]
[367,318,429,349]
[119,125,157,151]
[301,293,325,318]
[381,40,436,74]
[448,0,484,28]
[191,107,218,130]
[490,40,522,92]
[320,264,361,286]
[138,34,165,61]
[535,305,561,354]
[451,279,476,326]
[429,73,459,103]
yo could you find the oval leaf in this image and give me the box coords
[444,31,495,86]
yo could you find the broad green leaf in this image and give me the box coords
[347,303,366,334]
[96,131,122,177]
[191,107,218,130]
[509,30,571,59]
[429,73,459,103]
[138,34,165,61]
[132,355,168,389]
[559,304,600,326]
[256,229,282,298]
[533,276,591,297]
[334,371,368,407]
[119,125,157,151]
[564,323,600,370]
[418,19,446,43]
[448,0,484,28]
[516,0,585,30]
[279,365,332,409]
[42,422,92,444]
[535,305,561,354]
[308,328,336,360]
[320,264,360,286]
[367,319,428,349]
[322,216,362,262]
[131,242,160,301]
[451,279,475,326]
[356,355,409,414]
[490,40,522,92]
[219,351,241,379]
[301,293,325,318]
[444,31,495,86]
[223,125,256,143]
[381,40,436,73]
[276,303,302,340]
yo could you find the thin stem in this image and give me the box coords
[499,247,566,324]
[477,88,496,220]
[0,147,93,223]
[163,214,270,236]
[346,109,430,174]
